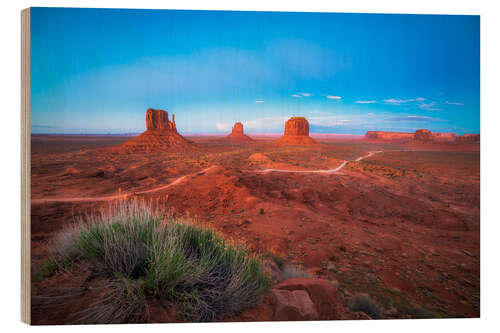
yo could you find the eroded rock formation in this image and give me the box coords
[414,129,433,142]
[276,117,318,145]
[365,131,414,141]
[432,132,458,142]
[117,108,193,153]
[366,129,460,143]
[456,133,480,143]
[227,122,254,142]
[146,108,177,131]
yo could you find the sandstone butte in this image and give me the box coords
[276,117,318,145]
[117,108,193,153]
[227,122,254,142]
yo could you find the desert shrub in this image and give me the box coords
[45,199,270,323]
[262,251,286,270]
[281,264,310,279]
[349,293,383,319]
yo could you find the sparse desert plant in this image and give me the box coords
[349,293,383,319]
[281,264,310,279]
[259,208,265,215]
[262,251,285,270]
[41,199,270,323]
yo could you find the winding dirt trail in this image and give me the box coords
[31,166,218,205]
[257,150,382,174]
[31,151,383,205]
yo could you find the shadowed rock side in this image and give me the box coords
[276,117,318,145]
[116,108,193,153]
[456,133,480,143]
[227,122,254,142]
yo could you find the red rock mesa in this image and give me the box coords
[227,122,254,142]
[276,117,318,145]
[118,108,193,152]
[432,132,458,142]
[366,130,458,143]
[414,129,433,142]
[456,133,480,143]
[365,131,414,141]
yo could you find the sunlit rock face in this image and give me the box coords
[227,122,254,142]
[276,117,318,145]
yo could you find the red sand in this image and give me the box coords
[30,134,480,323]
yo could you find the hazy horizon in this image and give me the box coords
[31,8,479,135]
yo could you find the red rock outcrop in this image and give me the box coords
[275,278,346,320]
[414,129,433,142]
[276,117,318,145]
[456,133,480,143]
[366,130,459,143]
[117,108,193,153]
[432,132,458,142]
[146,108,177,131]
[271,289,318,321]
[227,122,254,142]
[365,131,414,141]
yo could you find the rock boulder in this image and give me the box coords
[271,289,318,321]
[275,278,344,319]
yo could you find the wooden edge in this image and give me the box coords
[21,7,31,325]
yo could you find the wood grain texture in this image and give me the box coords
[21,7,31,325]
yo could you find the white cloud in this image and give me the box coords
[298,92,311,97]
[384,98,407,104]
[387,115,439,122]
[291,94,302,98]
[445,101,464,106]
[242,116,290,131]
[255,100,265,103]
[419,102,441,111]
[308,110,331,115]
[355,100,377,104]
[326,95,342,100]
[216,122,233,132]
[367,113,376,116]
[308,115,353,127]
[384,98,427,104]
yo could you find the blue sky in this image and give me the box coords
[30,8,480,135]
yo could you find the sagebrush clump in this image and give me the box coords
[45,199,270,323]
[349,293,383,319]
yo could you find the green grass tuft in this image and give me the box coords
[45,199,270,323]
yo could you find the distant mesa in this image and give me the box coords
[456,133,480,143]
[413,129,433,142]
[365,131,414,141]
[227,122,254,142]
[276,117,318,145]
[432,132,458,142]
[366,129,461,143]
[118,108,193,152]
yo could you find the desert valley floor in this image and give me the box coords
[30,134,480,323]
